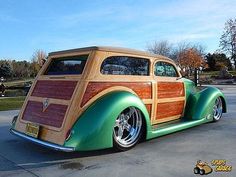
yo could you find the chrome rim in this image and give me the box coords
[213,97,223,121]
[113,107,142,148]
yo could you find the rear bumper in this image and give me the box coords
[10,129,75,152]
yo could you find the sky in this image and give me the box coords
[0,0,236,61]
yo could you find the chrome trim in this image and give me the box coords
[10,129,75,152]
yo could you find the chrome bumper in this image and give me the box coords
[10,129,75,152]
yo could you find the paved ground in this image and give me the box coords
[0,85,236,177]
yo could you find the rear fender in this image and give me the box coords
[64,91,151,151]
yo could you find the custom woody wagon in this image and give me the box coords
[11,46,226,152]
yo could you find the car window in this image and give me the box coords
[154,61,178,77]
[101,56,150,76]
[44,55,88,75]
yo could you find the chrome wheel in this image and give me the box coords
[213,97,223,121]
[113,107,143,150]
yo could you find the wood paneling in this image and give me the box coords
[81,82,152,107]
[22,101,67,128]
[157,82,184,99]
[31,80,77,100]
[145,104,152,118]
[156,100,184,120]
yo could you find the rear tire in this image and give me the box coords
[113,107,143,151]
[199,169,205,175]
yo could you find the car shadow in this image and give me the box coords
[0,125,118,171]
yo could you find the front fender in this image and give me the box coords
[184,86,226,120]
[64,91,151,151]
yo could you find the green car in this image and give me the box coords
[10,46,226,152]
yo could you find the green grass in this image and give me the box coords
[0,96,25,111]
[202,70,236,76]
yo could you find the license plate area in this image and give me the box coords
[25,123,40,138]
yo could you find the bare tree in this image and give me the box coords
[147,40,173,58]
[31,50,47,75]
[220,18,236,69]
[32,49,47,67]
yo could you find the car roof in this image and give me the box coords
[48,46,173,62]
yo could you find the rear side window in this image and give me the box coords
[101,56,150,76]
[44,55,88,75]
[155,61,178,77]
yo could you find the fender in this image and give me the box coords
[184,86,226,121]
[64,91,151,151]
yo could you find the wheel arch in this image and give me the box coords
[184,86,226,120]
[64,91,151,151]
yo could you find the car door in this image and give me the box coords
[153,60,185,124]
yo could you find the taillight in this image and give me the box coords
[12,115,18,125]
[65,129,72,141]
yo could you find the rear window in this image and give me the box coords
[44,55,88,75]
[100,56,150,76]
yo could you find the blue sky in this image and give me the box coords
[0,0,235,60]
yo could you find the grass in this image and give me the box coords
[201,70,236,76]
[0,96,25,111]
[4,78,34,87]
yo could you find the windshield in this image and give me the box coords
[44,55,88,75]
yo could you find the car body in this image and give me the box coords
[10,46,227,152]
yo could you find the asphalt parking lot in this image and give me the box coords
[0,85,236,177]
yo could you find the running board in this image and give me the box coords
[147,118,208,140]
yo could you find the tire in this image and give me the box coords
[212,97,223,122]
[113,107,143,151]
[199,169,205,175]
[194,167,200,174]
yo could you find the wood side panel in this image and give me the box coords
[156,101,184,120]
[145,104,152,118]
[157,82,184,99]
[81,82,152,107]
[31,80,77,100]
[22,101,67,128]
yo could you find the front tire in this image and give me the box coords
[212,97,223,122]
[113,107,143,151]
[194,167,200,174]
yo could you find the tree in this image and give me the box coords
[220,18,236,70]
[147,40,173,58]
[32,49,47,67]
[0,60,13,78]
[31,49,47,75]
[11,60,31,78]
[177,48,205,76]
[205,53,232,71]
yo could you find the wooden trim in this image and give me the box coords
[156,100,185,120]
[157,82,185,99]
[153,115,181,124]
[145,104,152,118]
[157,97,185,103]
[31,80,77,100]
[81,86,137,108]
[81,82,152,107]
[22,101,68,128]
[28,96,70,105]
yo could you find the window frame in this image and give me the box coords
[153,60,180,78]
[42,54,90,76]
[100,55,151,76]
